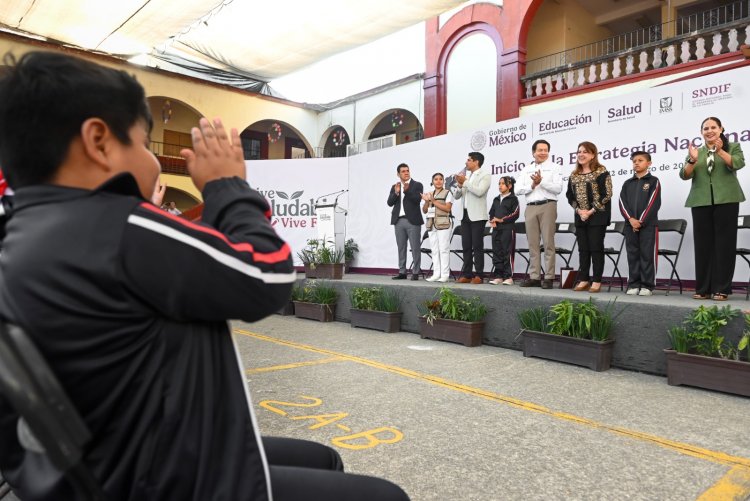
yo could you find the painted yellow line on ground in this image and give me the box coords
[697,466,750,501]
[235,328,750,471]
[246,357,344,374]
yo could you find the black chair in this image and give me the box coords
[482,225,495,276]
[409,230,432,278]
[656,219,688,295]
[0,322,105,500]
[513,222,534,279]
[603,221,627,292]
[448,224,463,280]
[552,222,577,270]
[736,215,750,300]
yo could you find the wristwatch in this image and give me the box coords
[686,158,696,164]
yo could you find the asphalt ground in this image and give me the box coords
[237,315,750,501]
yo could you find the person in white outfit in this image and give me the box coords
[421,173,454,282]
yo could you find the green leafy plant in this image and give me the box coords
[740,311,750,360]
[520,298,622,341]
[668,305,743,359]
[418,287,488,325]
[296,239,344,266]
[349,286,402,313]
[344,238,359,262]
[294,280,338,305]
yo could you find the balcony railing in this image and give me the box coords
[150,141,189,175]
[522,1,750,99]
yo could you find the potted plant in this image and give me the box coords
[292,281,338,322]
[349,286,402,333]
[344,238,359,273]
[665,306,750,396]
[297,239,345,279]
[518,298,622,371]
[417,287,487,347]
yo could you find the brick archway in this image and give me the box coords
[423,0,542,138]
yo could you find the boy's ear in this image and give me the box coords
[79,118,113,170]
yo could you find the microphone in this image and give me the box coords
[316,189,349,204]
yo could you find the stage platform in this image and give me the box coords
[295,273,749,377]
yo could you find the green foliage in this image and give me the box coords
[517,307,549,333]
[297,239,344,265]
[668,305,744,359]
[521,298,622,341]
[740,312,750,360]
[344,238,359,262]
[418,287,488,324]
[349,286,402,313]
[294,280,338,305]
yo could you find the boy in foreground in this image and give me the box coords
[0,51,408,501]
[618,151,661,296]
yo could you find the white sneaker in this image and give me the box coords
[437,277,449,282]
[626,288,639,295]
[638,289,653,296]
[425,275,439,282]
[489,278,502,285]
[502,278,514,285]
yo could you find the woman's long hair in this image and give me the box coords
[573,141,605,175]
[701,117,730,153]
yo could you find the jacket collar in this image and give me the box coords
[12,173,144,211]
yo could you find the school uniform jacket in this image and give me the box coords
[488,194,520,229]
[618,172,661,226]
[0,174,296,501]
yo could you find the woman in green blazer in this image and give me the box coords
[679,117,745,300]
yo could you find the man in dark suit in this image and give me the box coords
[387,163,424,280]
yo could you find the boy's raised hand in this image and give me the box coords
[181,118,245,192]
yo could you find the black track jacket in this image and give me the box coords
[0,174,296,500]
[618,172,661,225]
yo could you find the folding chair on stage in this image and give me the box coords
[656,219,687,295]
[448,224,463,280]
[736,215,750,300]
[603,221,627,292]
[409,230,432,278]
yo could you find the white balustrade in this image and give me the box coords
[680,40,691,63]
[638,51,649,73]
[625,54,634,75]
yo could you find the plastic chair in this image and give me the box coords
[482,225,495,276]
[409,230,432,278]
[736,215,750,300]
[0,322,105,500]
[603,221,627,292]
[552,222,578,270]
[656,219,687,295]
[448,224,463,280]
[513,222,535,279]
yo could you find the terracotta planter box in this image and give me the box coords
[293,301,336,322]
[664,350,750,397]
[304,263,344,280]
[276,302,295,316]
[418,316,484,347]
[521,329,615,371]
[350,309,402,333]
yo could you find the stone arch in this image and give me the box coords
[240,120,314,160]
[363,109,423,145]
[146,96,205,156]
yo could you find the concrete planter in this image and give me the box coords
[276,302,295,316]
[521,329,615,372]
[293,301,336,322]
[350,309,402,333]
[304,263,344,280]
[664,350,750,397]
[418,316,484,347]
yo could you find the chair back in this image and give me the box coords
[738,215,750,230]
[0,322,105,499]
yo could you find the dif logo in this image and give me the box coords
[691,83,731,99]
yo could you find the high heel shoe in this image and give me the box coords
[588,282,601,293]
[573,281,590,292]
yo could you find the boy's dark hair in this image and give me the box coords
[630,151,651,161]
[531,140,550,153]
[396,163,409,173]
[0,51,153,189]
[468,152,484,167]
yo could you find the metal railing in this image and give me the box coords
[526,1,749,76]
[150,141,189,175]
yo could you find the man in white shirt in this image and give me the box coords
[515,140,563,289]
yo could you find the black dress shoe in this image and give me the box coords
[519,279,541,287]
[392,274,407,280]
[541,279,554,289]
[410,274,419,281]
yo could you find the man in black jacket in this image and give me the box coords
[387,163,424,280]
[0,51,409,501]
[619,151,661,296]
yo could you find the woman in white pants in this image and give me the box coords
[421,173,454,282]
